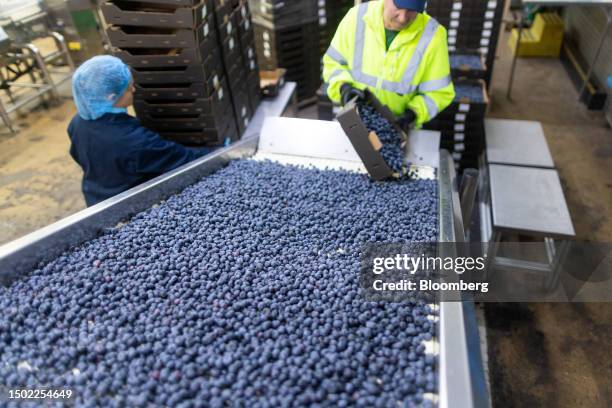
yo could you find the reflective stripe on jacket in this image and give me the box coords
[322,1,455,127]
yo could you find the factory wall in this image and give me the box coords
[563,6,612,88]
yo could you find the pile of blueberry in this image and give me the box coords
[357,102,406,174]
[0,160,438,407]
[449,54,483,71]
[454,83,484,102]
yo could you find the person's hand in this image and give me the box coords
[397,109,417,131]
[340,83,365,105]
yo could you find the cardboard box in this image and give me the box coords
[335,90,401,181]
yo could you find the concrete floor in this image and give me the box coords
[0,95,84,245]
[485,28,612,408]
[0,22,611,408]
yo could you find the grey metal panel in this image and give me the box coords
[488,164,575,238]
[243,82,297,140]
[485,119,555,168]
[438,150,491,408]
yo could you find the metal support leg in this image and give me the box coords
[545,240,570,292]
[50,32,76,71]
[507,13,525,100]
[24,44,61,103]
[459,168,479,239]
[0,69,15,104]
[0,99,16,134]
[578,7,612,100]
[484,230,502,281]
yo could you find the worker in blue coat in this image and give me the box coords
[68,55,209,207]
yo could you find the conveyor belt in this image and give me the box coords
[0,117,489,408]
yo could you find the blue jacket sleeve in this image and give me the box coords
[126,125,209,177]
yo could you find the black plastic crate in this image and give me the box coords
[237,10,254,38]
[134,75,229,103]
[139,98,234,130]
[227,62,248,90]
[139,112,224,131]
[435,107,486,123]
[246,71,261,112]
[134,81,213,100]
[249,0,320,29]
[441,138,485,149]
[157,126,226,145]
[240,42,259,74]
[224,115,240,142]
[151,104,238,146]
[439,130,483,143]
[236,0,251,20]
[101,0,212,29]
[134,96,231,123]
[238,24,255,49]
[216,9,238,43]
[219,31,242,65]
[133,96,226,116]
[449,52,486,80]
[427,0,503,16]
[131,56,221,84]
[106,14,215,48]
[232,88,253,135]
[438,79,489,116]
[213,0,233,22]
[446,29,501,48]
[112,32,219,67]
[450,150,481,163]
[424,118,484,134]
[253,20,319,53]
[431,7,502,22]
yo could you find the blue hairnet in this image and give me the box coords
[72,55,132,120]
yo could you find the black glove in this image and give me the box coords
[397,109,417,131]
[340,83,365,105]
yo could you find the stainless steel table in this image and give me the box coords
[485,118,554,168]
[484,164,575,290]
[489,164,574,237]
[507,0,612,100]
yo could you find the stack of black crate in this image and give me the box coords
[101,0,259,146]
[214,0,261,137]
[423,81,488,172]
[250,0,322,102]
[427,0,503,87]
[424,0,503,172]
[316,0,363,117]
[317,0,355,63]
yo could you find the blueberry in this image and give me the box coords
[358,102,407,174]
[449,54,484,71]
[0,159,438,405]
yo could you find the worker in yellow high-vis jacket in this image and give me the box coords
[323,0,455,129]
